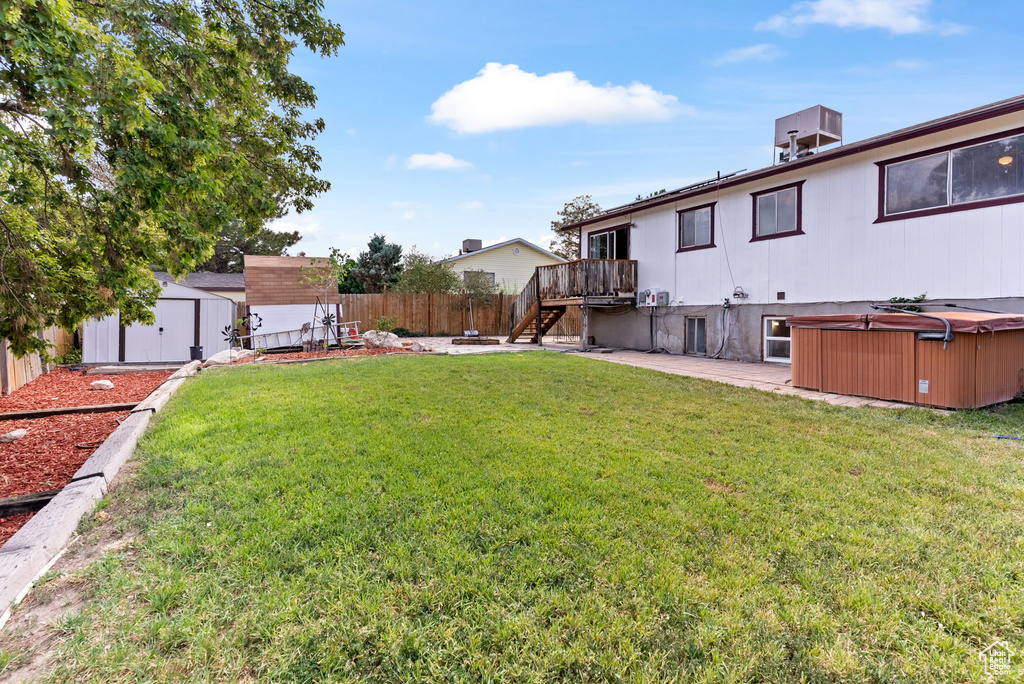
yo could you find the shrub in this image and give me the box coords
[374,314,397,333]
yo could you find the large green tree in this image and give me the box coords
[200,222,302,273]
[0,0,344,355]
[353,234,402,293]
[550,195,602,260]
[393,247,460,294]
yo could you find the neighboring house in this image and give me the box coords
[83,276,235,363]
[557,94,1024,363]
[441,238,566,293]
[243,255,341,337]
[154,271,247,303]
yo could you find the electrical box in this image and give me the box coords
[638,290,669,307]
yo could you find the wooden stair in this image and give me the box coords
[507,303,566,343]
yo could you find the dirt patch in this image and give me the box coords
[0,369,173,412]
[234,347,413,364]
[0,467,142,683]
[703,477,739,495]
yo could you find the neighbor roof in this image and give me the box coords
[441,238,567,263]
[153,271,246,291]
[561,93,1024,231]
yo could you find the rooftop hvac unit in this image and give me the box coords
[462,239,482,253]
[774,105,842,161]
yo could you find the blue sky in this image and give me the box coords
[272,0,1024,259]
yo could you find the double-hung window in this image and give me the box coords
[751,182,804,241]
[587,224,630,259]
[677,203,715,252]
[879,128,1024,221]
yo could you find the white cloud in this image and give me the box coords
[405,152,473,170]
[711,44,784,66]
[429,62,689,134]
[269,213,322,237]
[402,210,416,220]
[756,0,965,35]
[458,201,483,211]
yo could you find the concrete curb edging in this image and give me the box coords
[0,361,200,625]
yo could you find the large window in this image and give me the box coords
[588,224,629,259]
[764,317,791,363]
[880,129,1024,220]
[751,182,804,242]
[677,203,715,252]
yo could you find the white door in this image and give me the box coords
[124,299,196,362]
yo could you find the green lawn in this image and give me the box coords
[28,353,1024,682]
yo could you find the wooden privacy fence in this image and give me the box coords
[339,293,517,336]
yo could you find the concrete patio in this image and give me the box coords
[562,348,915,410]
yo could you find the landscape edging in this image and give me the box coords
[0,361,200,625]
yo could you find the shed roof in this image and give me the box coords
[153,271,245,291]
[243,255,340,306]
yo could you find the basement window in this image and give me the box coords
[751,182,804,242]
[677,203,715,252]
[685,317,706,355]
[764,317,791,363]
[879,128,1024,221]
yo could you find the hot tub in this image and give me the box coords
[787,312,1024,409]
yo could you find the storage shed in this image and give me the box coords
[83,278,236,363]
[788,312,1024,409]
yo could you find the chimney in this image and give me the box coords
[462,239,483,253]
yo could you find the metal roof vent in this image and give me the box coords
[775,105,842,163]
[462,239,482,253]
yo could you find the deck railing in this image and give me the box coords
[536,259,637,300]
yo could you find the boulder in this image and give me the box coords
[362,330,401,349]
[203,348,255,367]
[411,341,433,353]
[90,380,114,391]
[0,428,27,443]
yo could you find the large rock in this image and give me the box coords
[362,330,401,349]
[0,428,27,443]
[90,380,114,391]
[203,348,255,367]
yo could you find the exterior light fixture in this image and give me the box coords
[998,156,1013,166]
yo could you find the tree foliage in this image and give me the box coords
[462,270,499,305]
[200,221,301,273]
[336,257,363,294]
[393,247,460,294]
[550,195,602,260]
[0,0,344,355]
[353,234,402,293]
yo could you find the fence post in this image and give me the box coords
[534,268,543,346]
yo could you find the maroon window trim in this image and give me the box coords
[585,222,631,259]
[874,124,1024,224]
[676,202,717,253]
[750,180,805,242]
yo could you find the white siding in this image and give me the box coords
[82,315,120,364]
[582,111,1024,307]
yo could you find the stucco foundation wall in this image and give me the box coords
[588,297,1024,363]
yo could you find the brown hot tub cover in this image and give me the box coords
[788,312,1024,333]
[785,314,869,330]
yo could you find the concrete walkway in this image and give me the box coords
[563,349,913,409]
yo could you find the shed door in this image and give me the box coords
[123,300,196,362]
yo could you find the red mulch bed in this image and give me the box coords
[0,368,173,412]
[0,411,128,546]
[234,347,414,364]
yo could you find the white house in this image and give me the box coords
[83,276,236,363]
[559,94,1024,363]
[442,238,566,293]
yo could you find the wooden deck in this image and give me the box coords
[507,260,637,346]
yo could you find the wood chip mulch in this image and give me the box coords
[0,368,174,412]
[233,347,414,364]
[0,411,128,545]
